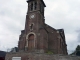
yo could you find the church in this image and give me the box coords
[18,0,67,54]
[5,0,68,60]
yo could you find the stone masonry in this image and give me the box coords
[5,52,80,60]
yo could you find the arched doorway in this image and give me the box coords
[28,34,34,51]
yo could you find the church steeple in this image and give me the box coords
[27,0,46,16]
[18,0,47,52]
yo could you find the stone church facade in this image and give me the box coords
[5,0,69,60]
[18,0,67,54]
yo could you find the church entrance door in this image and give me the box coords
[28,34,34,51]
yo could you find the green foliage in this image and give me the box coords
[46,50,53,54]
[76,45,80,56]
[76,45,80,51]
[70,45,80,56]
[70,51,76,55]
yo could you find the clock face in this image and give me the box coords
[30,14,35,19]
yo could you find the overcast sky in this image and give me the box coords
[0,0,80,54]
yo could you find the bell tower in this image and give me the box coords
[24,0,47,52]
[18,0,48,52]
[25,0,46,32]
[27,0,46,16]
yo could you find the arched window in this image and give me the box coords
[31,1,37,11]
[34,2,37,10]
[31,3,33,11]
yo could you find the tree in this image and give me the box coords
[76,45,80,56]
[10,47,18,52]
[70,45,80,56]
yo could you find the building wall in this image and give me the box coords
[18,23,68,54]
[5,52,80,60]
[44,24,67,54]
[39,28,48,52]
[18,30,26,51]
[45,25,58,54]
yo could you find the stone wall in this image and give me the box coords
[5,52,80,60]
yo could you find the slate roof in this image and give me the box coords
[0,51,6,57]
[57,29,64,32]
